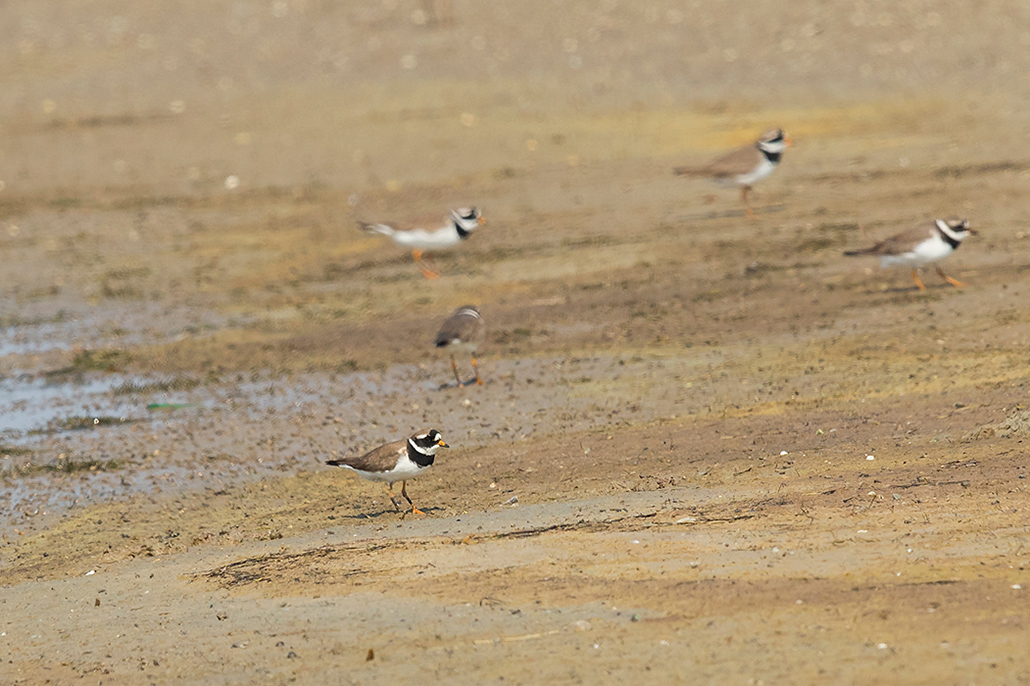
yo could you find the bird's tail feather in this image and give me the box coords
[360,221,394,237]
[673,167,707,177]
[326,459,344,466]
[843,248,874,257]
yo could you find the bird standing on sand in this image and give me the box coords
[434,305,485,387]
[325,429,448,514]
[362,207,482,278]
[843,217,975,291]
[674,128,791,220]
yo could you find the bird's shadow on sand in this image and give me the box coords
[866,284,952,296]
[435,378,488,391]
[669,203,786,223]
[334,504,446,521]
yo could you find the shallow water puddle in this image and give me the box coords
[0,322,74,357]
[0,375,135,434]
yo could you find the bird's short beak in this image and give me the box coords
[438,440,449,447]
[967,228,978,235]
[478,216,486,225]
[784,136,793,146]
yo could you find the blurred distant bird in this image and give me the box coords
[844,217,975,290]
[325,429,448,514]
[362,207,482,278]
[434,305,485,387]
[674,128,792,219]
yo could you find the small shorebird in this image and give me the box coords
[362,207,482,278]
[844,217,975,290]
[326,429,448,514]
[434,305,485,387]
[674,128,791,219]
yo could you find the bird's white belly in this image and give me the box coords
[734,158,777,186]
[346,456,430,483]
[444,339,478,353]
[392,228,461,250]
[881,238,953,268]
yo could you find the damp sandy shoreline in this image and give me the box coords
[3,1,1030,683]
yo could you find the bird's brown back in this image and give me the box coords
[328,439,405,473]
[435,307,485,347]
[850,223,935,256]
[675,144,759,179]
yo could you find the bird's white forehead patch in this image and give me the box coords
[415,433,429,440]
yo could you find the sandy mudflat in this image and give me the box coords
[2,1,1030,684]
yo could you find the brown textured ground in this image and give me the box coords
[2,1,1030,684]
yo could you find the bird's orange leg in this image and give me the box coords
[401,482,425,515]
[385,483,401,510]
[936,265,966,288]
[471,355,483,385]
[412,249,440,279]
[911,269,926,291]
[741,186,756,221]
[450,354,464,387]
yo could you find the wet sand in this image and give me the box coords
[2,1,1030,683]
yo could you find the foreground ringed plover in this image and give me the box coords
[844,217,975,291]
[325,429,448,514]
[674,128,791,220]
[361,207,482,278]
[434,305,485,387]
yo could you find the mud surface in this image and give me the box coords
[2,1,1030,684]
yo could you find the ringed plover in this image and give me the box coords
[362,207,482,278]
[674,128,791,220]
[434,305,485,387]
[844,217,975,290]
[326,429,448,514]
